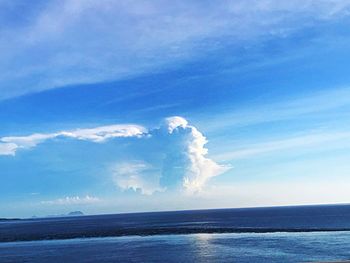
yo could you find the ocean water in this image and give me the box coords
[1,205,350,262]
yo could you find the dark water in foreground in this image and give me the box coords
[1,205,350,262]
[1,232,350,262]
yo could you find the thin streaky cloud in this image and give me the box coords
[214,131,350,161]
[1,1,350,99]
[200,86,350,132]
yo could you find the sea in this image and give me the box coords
[1,204,350,262]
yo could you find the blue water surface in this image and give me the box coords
[1,205,350,262]
[1,232,350,263]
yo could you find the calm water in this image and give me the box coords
[1,205,350,262]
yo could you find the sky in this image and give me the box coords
[1,0,350,218]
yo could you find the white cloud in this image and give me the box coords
[0,142,18,156]
[58,124,146,142]
[1,133,57,150]
[166,116,188,133]
[41,195,100,205]
[0,124,146,154]
[166,117,231,194]
[1,0,350,99]
[112,116,230,194]
[1,117,228,194]
[112,161,164,195]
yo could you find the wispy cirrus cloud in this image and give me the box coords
[1,0,350,99]
[200,86,350,132]
[214,131,350,161]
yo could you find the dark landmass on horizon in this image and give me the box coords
[2,203,350,221]
[2,226,350,243]
[0,218,20,221]
[1,211,84,222]
[1,204,350,243]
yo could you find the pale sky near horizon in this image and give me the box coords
[1,0,350,218]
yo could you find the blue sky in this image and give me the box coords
[1,1,350,218]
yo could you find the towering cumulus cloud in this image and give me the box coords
[112,117,230,194]
[165,117,230,193]
[0,117,229,194]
